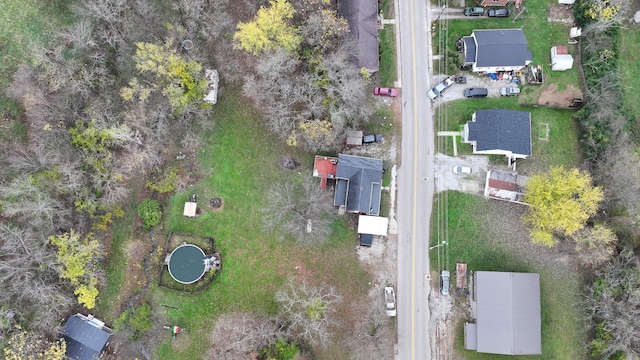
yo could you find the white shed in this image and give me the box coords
[558,0,575,4]
[550,46,573,71]
[357,215,389,236]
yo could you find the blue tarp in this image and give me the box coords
[488,73,498,81]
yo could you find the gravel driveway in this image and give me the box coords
[430,73,517,104]
[434,154,489,194]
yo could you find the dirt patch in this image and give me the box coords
[209,197,224,211]
[547,3,576,24]
[278,156,301,170]
[537,83,583,107]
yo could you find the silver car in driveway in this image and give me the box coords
[385,286,397,317]
[428,77,454,100]
[440,270,450,295]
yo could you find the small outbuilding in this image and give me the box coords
[550,46,573,71]
[61,314,113,360]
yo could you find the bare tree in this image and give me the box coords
[348,298,395,360]
[262,175,335,245]
[275,278,342,347]
[205,312,287,360]
[584,250,640,359]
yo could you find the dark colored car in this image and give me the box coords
[464,88,489,98]
[488,8,510,17]
[464,7,484,16]
[374,87,398,97]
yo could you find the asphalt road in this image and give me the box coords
[396,0,436,359]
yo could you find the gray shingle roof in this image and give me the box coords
[467,109,532,156]
[463,36,476,64]
[472,29,532,68]
[334,154,383,215]
[475,272,541,355]
[338,0,379,72]
[62,315,112,360]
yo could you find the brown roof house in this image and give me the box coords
[463,109,532,164]
[462,29,532,73]
[338,0,379,73]
[465,271,541,355]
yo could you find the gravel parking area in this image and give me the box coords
[430,73,518,104]
[434,154,489,194]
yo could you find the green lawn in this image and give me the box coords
[432,192,586,359]
[619,22,640,119]
[379,0,397,87]
[437,98,582,172]
[153,87,371,359]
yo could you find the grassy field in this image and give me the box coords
[431,192,586,359]
[436,98,582,173]
[619,19,640,119]
[379,0,397,87]
[150,87,372,359]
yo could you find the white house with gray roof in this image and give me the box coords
[462,29,533,73]
[465,271,541,355]
[463,109,532,163]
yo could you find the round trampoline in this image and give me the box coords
[168,244,207,284]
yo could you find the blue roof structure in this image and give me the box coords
[61,314,112,360]
[334,154,383,215]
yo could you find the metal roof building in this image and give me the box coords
[61,314,113,360]
[465,271,541,355]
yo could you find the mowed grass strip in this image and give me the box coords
[433,191,585,359]
[155,87,369,359]
[619,24,640,119]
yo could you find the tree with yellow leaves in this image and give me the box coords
[234,0,302,55]
[127,41,208,114]
[523,166,604,247]
[49,230,101,309]
[3,330,66,360]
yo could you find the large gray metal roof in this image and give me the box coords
[472,29,532,68]
[467,109,532,156]
[475,271,541,355]
[334,154,383,215]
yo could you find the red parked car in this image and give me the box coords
[374,87,398,97]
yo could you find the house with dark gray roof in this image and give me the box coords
[334,154,383,215]
[463,109,532,162]
[338,0,379,73]
[61,314,113,360]
[465,271,541,355]
[462,29,532,73]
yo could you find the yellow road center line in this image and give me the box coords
[408,0,419,359]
